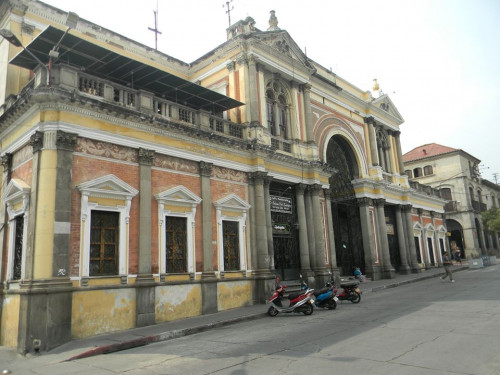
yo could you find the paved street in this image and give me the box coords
[2,265,499,374]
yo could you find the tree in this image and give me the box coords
[482,208,500,232]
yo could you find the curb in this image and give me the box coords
[366,266,469,293]
[65,266,470,361]
[65,312,267,361]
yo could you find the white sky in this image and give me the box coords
[41,0,500,183]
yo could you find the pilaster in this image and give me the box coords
[374,199,395,278]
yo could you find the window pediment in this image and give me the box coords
[77,174,138,200]
[155,186,201,207]
[214,193,251,212]
[3,179,30,218]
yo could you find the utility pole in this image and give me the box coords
[148,1,162,50]
[223,0,234,28]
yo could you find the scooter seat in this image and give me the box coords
[287,291,304,300]
[314,287,330,296]
[340,281,359,288]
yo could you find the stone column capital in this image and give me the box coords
[249,171,268,183]
[199,161,213,177]
[308,183,322,195]
[226,61,236,71]
[364,116,376,126]
[300,83,312,92]
[357,197,373,207]
[295,183,307,194]
[0,153,12,169]
[30,131,44,153]
[138,148,155,166]
[56,130,78,152]
[373,198,386,207]
[400,204,413,213]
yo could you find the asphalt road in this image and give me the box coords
[4,265,500,374]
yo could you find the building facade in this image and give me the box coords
[0,0,445,352]
[403,143,500,259]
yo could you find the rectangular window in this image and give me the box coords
[223,220,240,271]
[166,216,187,273]
[414,237,422,263]
[90,211,119,276]
[12,215,24,280]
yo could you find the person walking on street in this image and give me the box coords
[440,251,455,282]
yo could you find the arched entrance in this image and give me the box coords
[325,135,364,275]
[446,219,464,258]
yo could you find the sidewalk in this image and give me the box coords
[0,265,468,369]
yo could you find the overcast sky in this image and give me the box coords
[41,0,500,183]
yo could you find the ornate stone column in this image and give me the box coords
[296,184,312,274]
[324,189,337,269]
[305,186,317,268]
[247,56,259,124]
[364,116,379,166]
[136,148,156,327]
[402,205,421,273]
[310,184,326,272]
[200,161,215,277]
[264,175,274,269]
[252,172,270,270]
[0,154,12,283]
[358,198,379,279]
[301,84,314,142]
[137,148,155,278]
[394,131,405,174]
[200,161,217,314]
[248,175,257,270]
[373,199,395,278]
[395,205,410,274]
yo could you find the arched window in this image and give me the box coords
[266,80,291,139]
[413,167,423,178]
[477,189,482,203]
[376,129,392,172]
[424,165,433,175]
[404,169,413,178]
[441,188,452,200]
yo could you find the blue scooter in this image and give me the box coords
[302,275,338,310]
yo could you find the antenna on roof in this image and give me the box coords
[148,0,162,50]
[223,0,234,28]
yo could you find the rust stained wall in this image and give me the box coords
[217,280,252,310]
[71,289,136,339]
[0,294,20,347]
[155,284,202,322]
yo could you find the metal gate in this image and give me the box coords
[270,183,300,280]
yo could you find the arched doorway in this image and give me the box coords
[446,219,464,258]
[325,135,364,275]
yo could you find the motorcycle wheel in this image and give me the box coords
[350,293,361,304]
[302,303,314,315]
[267,306,279,317]
[327,299,337,310]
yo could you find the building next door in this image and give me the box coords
[270,183,300,281]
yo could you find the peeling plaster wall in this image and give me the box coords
[217,280,252,310]
[0,294,20,347]
[71,289,136,339]
[155,284,202,322]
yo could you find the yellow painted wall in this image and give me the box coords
[155,284,202,322]
[0,294,20,347]
[34,149,57,279]
[217,280,252,310]
[72,289,136,339]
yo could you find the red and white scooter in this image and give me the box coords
[267,275,315,316]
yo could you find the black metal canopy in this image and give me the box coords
[9,26,243,113]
